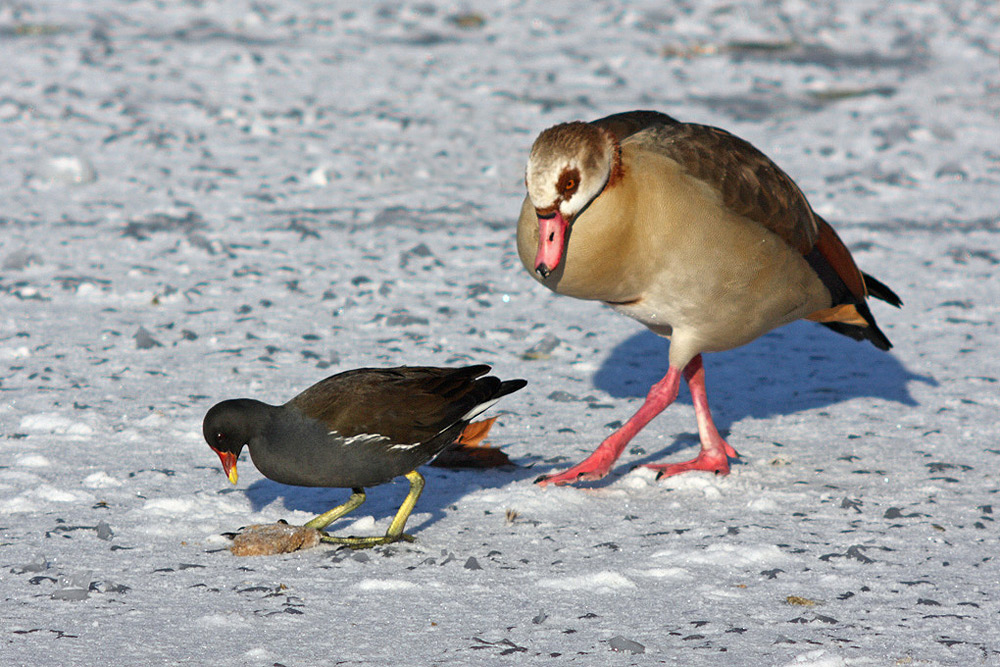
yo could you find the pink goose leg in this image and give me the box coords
[536,354,737,486]
[643,355,737,478]
[537,364,683,486]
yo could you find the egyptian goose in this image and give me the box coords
[204,365,526,548]
[516,111,901,486]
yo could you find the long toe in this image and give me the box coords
[536,463,610,486]
[319,533,415,550]
[643,452,731,479]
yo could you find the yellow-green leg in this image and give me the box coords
[304,488,366,530]
[320,470,424,549]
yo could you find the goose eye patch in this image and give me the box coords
[557,169,580,197]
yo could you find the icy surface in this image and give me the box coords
[1,0,998,664]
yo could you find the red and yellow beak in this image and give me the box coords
[534,211,568,279]
[213,449,239,485]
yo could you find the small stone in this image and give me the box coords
[845,545,876,563]
[134,327,163,349]
[840,497,862,512]
[96,521,113,541]
[10,554,49,574]
[91,580,129,594]
[385,310,429,327]
[37,155,98,186]
[608,636,645,654]
[522,333,560,360]
[3,249,42,270]
[463,556,482,570]
[51,588,90,601]
[409,243,433,257]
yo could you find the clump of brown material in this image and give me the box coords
[785,595,818,606]
[229,523,321,557]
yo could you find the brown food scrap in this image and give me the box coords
[229,523,321,557]
[785,595,818,606]
[448,12,486,29]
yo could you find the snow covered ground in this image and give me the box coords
[1,0,998,664]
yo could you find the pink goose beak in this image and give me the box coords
[534,212,568,278]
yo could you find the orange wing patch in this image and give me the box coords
[805,304,868,326]
[456,417,498,447]
[430,417,514,469]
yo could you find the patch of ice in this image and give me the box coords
[746,496,780,511]
[346,516,376,533]
[142,495,249,530]
[242,648,276,661]
[143,497,197,515]
[18,413,94,436]
[700,543,787,567]
[66,422,93,436]
[477,485,592,514]
[356,579,419,591]
[649,542,787,569]
[199,613,249,628]
[36,155,98,187]
[0,495,40,513]
[0,485,92,512]
[0,346,31,360]
[204,533,232,547]
[135,412,170,427]
[34,484,91,503]
[537,571,636,592]
[308,165,334,186]
[16,454,51,467]
[619,467,659,489]
[632,567,690,580]
[656,471,729,498]
[75,282,103,297]
[19,413,75,432]
[780,649,854,667]
[82,472,123,488]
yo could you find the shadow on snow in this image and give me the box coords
[593,321,932,412]
[539,320,935,485]
[239,321,934,527]
[241,457,538,539]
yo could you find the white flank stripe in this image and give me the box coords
[389,441,423,451]
[330,432,388,448]
[461,398,500,422]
